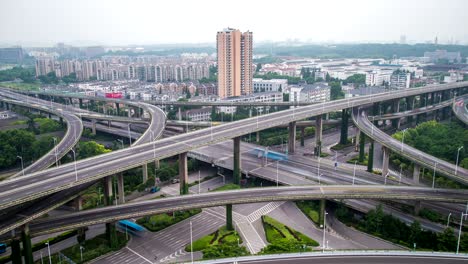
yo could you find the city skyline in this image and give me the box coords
[1,0,468,46]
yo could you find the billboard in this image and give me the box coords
[105,92,122,99]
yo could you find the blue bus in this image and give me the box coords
[0,243,6,254]
[251,148,288,161]
[118,220,144,232]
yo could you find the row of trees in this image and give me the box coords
[0,66,35,83]
[337,204,468,252]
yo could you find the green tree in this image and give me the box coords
[77,141,111,159]
[409,221,421,245]
[437,228,457,251]
[330,81,344,100]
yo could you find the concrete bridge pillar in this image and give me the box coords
[359,131,366,163]
[288,121,296,154]
[115,102,120,115]
[155,159,160,169]
[382,146,390,177]
[117,173,125,204]
[367,139,374,173]
[249,108,252,118]
[69,97,74,107]
[178,107,182,121]
[256,131,260,143]
[396,117,402,130]
[127,108,132,118]
[179,152,189,195]
[414,201,422,215]
[142,163,148,183]
[339,109,349,145]
[5,102,9,110]
[73,196,83,211]
[226,204,233,231]
[233,137,241,185]
[315,116,323,156]
[79,98,83,108]
[103,176,113,205]
[413,164,421,184]
[21,225,33,264]
[300,127,305,147]
[108,120,111,127]
[91,119,97,135]
[10,237,21,264]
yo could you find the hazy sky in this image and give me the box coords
[1,0,467,46]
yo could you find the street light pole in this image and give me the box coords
[127,124,132,145]
[46,242,52,264]
[276,161,279,187]
[401,128,407,152]
[322,211,328,253]
[455,146,463,175]
[70,149,78,181]
[80,246,84,262]
[447,213,452,227]
[117,139,124,149]
[52,137,58,167]
[432,162,437,188]
[457,212,468,254]
[16,156,24,176]
[353,161,357,185]
[190,221,193,264]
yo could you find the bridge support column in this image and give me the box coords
[359,131,366,162]
[414,201,422,215]
[115,102,120,115]
[21,225,33,264]
[108,120,111,127]
[73,196,83,211]
[397,117,402,130]
[142,163,148,183]
[91,119,97,135]
[367,140,374,173]
[300,127,305,147]
[103,176,113,205]
[155,159,160,169]
[117,173,125,204]
[249,108,252,118]
[315,116,322,156]
[10,237,22,264]
[382,147,390,177]
[5,102,10,110]
[79,98,83,108]
[256,131,260,143]
[179,152,189,195]
[226,204,233,231]
[339,109,349,145]
[288,121,296,154]
[413,164,421,184]
[106,223,118,249]
[48,113,52,119]
[0,101,4,109]
[178,107,182,121]
[319,199,326,227]
[233,137,241,185]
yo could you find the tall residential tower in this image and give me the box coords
[217,28,253,98]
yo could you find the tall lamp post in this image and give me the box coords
[52,137,58,167]
[322,211,328,253]
[70,149,78,181]
[457,212,468,254]
[455,146,463,175]
[17,155,24,176]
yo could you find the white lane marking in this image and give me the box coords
[126,247,153,264]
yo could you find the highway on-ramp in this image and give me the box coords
[352,107,468,184]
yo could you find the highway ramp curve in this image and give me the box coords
[353,107,468,185]
[453,95,468,125]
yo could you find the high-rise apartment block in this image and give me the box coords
[217,28,253,98]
